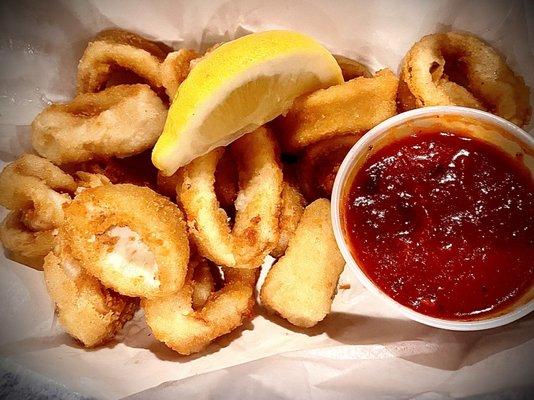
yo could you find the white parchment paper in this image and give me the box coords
[0,0,533,399]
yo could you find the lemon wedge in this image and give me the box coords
[152,30,343,175]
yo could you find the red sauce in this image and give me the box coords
[344,131,534,320]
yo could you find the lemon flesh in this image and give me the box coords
[152,30,343,175]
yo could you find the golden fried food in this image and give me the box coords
[142,257,257,355]
[298,135,359,201]
[260,199,345,328]
[333,55,372,81]
[179,126,283,269]
[278,69,398,152]
[270,182,306,258]
[161,49,199,99]
[77,29,171,94]
[398,32,531,126]
[0,154,76,231]
[61,184,189,298]
[69,150,159,189]
[43,246,138,347]
[191,257,219,310]
[0,211,55,264]
[31,84,167,165]
[73,171,112,192]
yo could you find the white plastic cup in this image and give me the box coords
[331,106,534,331]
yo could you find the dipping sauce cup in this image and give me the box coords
[331,106,534,331]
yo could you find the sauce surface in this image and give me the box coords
[344,131,534,320]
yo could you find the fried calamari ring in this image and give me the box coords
[398,32,531,127]
[0,154,76,231]
[260,199,345,328]
[77,29,171,94]
[61,184,189,298]
[43,246,138,347]
[31,84,167,165]
[0,211,55,262]
[179,127,283,269]
[298,135,360,201]
[333,55,372,81]
[278,69,398,152]
[142,257,257,355]
[161,49,199,99]
[270,183,306,258]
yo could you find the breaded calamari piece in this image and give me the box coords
[0,154,76,230]
[270,182,306,258]
[179,126,283,269]
[61,184,189,299]
[260,199,345,328]
[77,29,171,94]
[43,247,138,347]
[0,211,55,263]
[161,49,199,99]
[31,84,167,165]
[142,259,257,355]
[298,135,360,201]
[398,32,531,127]
[278,69,398,152]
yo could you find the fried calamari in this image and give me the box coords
[31,84,167,165]
[298,135,359,201]
[0,154,76,230]
[179,126,283,269]
[43,246,138,347]
[161,49,199,99]
[270,182,306,258]
[61,184,189,298]
[278,69,398,152]
[260,199,344,327]
[398,31,531,127]
[142,256,257,355]
[77,29,171,95]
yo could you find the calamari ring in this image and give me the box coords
[77,29,171,94]
[142,257,257,355]
[278,69,398,152]
[61,184,189,299]
[31,84,167,165]
[43,246,138,347]
[179,127,283,269]
[298,135,360,201]
[333,55,372,81]
[270,182,306,258]
[0,211,55,263]
[0,154,76,231]
[161,49,199,99]
[398,32,531,127]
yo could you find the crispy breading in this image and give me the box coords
[260,199,345,328]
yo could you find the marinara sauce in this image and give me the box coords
[344,131,534,320]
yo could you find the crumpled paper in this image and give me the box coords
[0,0,533,399]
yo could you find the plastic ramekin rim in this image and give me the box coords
[331,106,534,331]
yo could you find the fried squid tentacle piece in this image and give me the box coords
[398,32,531,127]
[31,84,167,165]
[77,29,171,94]
[260,199,345,328]
[142,257,257,355]
[43,245,138,348]
[61,184,189,299]
[278,69,398,152]
[270,182,306,258]
[179,126,283,269]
